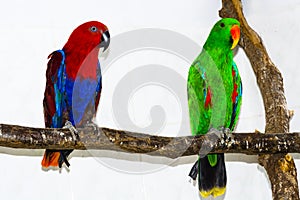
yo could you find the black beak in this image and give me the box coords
[100,30,110,52]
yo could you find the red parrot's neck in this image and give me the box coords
[63,47,99,80]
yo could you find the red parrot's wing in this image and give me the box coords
[43,50,66,128]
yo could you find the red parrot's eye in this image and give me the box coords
[90,26,98,32]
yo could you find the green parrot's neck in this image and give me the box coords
[202,43,233,71]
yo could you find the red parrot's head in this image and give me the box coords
[64,21,110,53]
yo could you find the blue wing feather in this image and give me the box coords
[43,50,102,127]
[52,50,66,128]
[229,61,242,130]
[43,50,66,128]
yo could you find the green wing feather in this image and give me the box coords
[187,60,211,136]
[188,53,218,166]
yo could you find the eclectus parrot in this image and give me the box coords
[41,21,110,169]
[187,18,242,198]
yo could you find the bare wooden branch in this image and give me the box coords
[1,123,300,159]
[219,0,299,199]
[0,1,297,199]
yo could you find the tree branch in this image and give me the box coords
[219,0,299,199]
[1,123,300,159]
[0,1,297,199]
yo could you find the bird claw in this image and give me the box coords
[63,121,79,141]
[84,121,101,136]
[222,127,231,136]
[220,127,235,148]
[198,127,233,156]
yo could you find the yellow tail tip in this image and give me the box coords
[200,187,226,198]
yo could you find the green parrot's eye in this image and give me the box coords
[220,22,225,28]
[90,26,98,32]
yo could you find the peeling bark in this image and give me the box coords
[1,123,300,159]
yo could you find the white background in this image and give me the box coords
[0,0,299,199]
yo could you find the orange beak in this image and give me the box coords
[230,25,240,49]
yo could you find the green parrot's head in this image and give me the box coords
[204,18,240,50]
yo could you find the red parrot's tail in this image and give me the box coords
[41,149,72,168]
[42,149,73,168]
[41,150,60,168]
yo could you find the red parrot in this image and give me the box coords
[42,21,110,169]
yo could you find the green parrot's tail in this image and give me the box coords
[194,153,227,198]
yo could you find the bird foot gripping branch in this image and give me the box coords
[199,128,235,158]
[219,127,235,148]
[64,121,101,141]
[84,121,101,137]
[63,121,79,142]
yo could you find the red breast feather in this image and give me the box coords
[63,21,108,80]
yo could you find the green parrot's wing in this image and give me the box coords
[187,61,211,136]
[229,61,242,131]
[188,60,217,166]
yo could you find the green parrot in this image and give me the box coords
[187,18,242,198]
